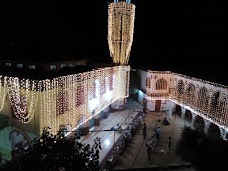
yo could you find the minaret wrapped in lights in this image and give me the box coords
[108,0,135,65]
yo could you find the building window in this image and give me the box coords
[100,79,106,95]
[109,76,114,91]
[50,64,56,70]
[156,78,167,90]
[28,65,36,69]
[17,64,23,68]
[61,64,66,68]
[76,83,85,107]
[56,91,69,115]
[91,81,97,99]
[6,62,12,67]
[146,77,151,88]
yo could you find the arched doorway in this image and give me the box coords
[194,115,204,131]
[175,104,181,116]
[9,130,30,159]
[184,109,192,123]
[208,123,221,139]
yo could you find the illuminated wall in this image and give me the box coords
[1,67,228,136]
[0,66,130,136]
[137,69,228,131]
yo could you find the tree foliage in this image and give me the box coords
[0,127,102,171]
[0,152,2,163]
[175,126,228,171]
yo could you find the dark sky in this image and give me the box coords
[0,0,227,85]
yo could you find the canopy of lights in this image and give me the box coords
[108,1,135,65]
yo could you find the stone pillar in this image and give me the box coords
[181,107,186,119]
[171,102,176,114]
[117,98,125,109]
[203,119,211,134]
[103,106,110,119]
[94,113,100,126]
[124,97,127,104]
[220,128,227,141]
[191,113,197,128]
[80,121,89,136]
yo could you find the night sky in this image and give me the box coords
[0,0,227,85]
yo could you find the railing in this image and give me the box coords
[100,111,144,169]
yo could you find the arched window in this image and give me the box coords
[109,75,114,91]
[76,82,85,107]
[155,78,167,90]
[91,81,97,99]
[56,91,69,115]
[146,77,151,88]
[100,78,106,95]
[197,87,209,112]
[185,83,196,105]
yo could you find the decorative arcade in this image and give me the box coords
[136,70,228,140]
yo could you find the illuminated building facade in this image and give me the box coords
[1,0,228,162]
[0,66,130,160]
[134,70,228,140]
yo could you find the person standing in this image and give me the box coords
[143,123,147,139]
[155,126,161,141]
[146,143,153,162]
[167,136,172,153]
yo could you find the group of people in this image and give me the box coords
[143,120,172,163]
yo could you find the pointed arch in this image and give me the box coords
[155,78,167,90]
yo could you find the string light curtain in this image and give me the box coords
[0,76,7,111]
[0,66,130,135]
[142,70,228,130]
[39,66,130,135]
[6,77,39,123]
[2,66,228,134]
[108,1,135,65]
[169,73,228,130]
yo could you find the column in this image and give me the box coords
[191,113,197,128]
[203,119,211,134]
[219,128,228,141]
[103,105,110,119]
[79,121,89,136]
[94,112,100,126]
[181,107,186,119]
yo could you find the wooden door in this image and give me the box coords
[155,100,161,112]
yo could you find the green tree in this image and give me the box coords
[175,126,228,171]
[0,127,102,171]
[0,152,2,163]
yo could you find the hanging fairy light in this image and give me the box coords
[38,66,130,135]
[1,66,228,134]
[108,1,135,65]
[0,76,7,111]
[6,77,39,123]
